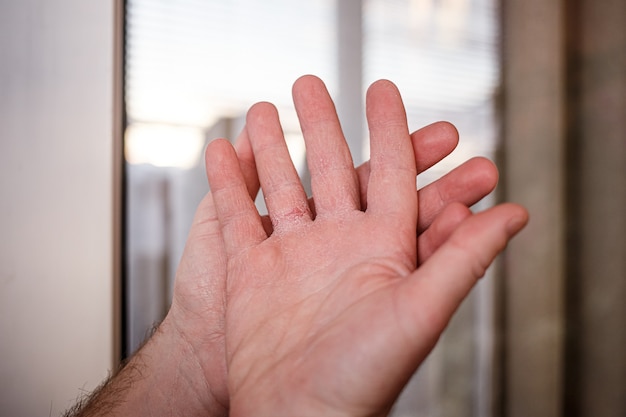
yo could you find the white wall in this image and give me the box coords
[0,1,118,416]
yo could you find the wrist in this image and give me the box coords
[112,315,227,417]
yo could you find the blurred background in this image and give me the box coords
[1,1,624,416]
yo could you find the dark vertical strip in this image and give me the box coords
[566,1,626,415]
[119,0,130,362]
[494,2,507,415]
[563,0,582,415]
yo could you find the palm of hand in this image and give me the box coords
[225,211,426,416]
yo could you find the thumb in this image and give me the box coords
[396,203,528,357]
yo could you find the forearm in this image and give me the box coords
[64,318,227,417]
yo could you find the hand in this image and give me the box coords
[205,76,527,416]
[166,88,498,416]
[71,75,504,417]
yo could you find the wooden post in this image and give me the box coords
[500,1,566,416]
[564,0,626,415]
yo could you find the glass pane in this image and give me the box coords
[124,1,502,415]
[124,0,336,354]
[364,0,500,184]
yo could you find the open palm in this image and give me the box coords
[205,76,527,416]
[64,76,522,417]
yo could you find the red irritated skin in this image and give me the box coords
[64,75,525,417]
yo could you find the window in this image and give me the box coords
[124,1,501,415]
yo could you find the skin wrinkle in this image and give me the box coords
[367,177,417,222]
[165,315,226,413]
[227,323,273,391]
[391,283,429,356]
[222,218,266,257]
[227,286,323,382]
[446,229,497,282]
[397,283,449,357]
[290,290,398,416]
[235,284,381,416]
[416,203,470,263]
[433,175,449,214]
[311,178,360,214]
[303,111,359,212]
[308,261,400,332]
[177,269,221,309]
[309,158,357,179]
[257,164,300,192]
[191,199,220,228]
[264,193,311,229]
